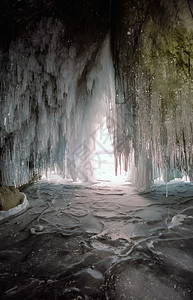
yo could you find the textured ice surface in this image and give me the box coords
[0,175,193,299]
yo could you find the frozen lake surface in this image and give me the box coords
[0,175,193,299]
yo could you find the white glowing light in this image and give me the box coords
[92,124,127,183]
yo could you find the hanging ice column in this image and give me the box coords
[65,35,116,182]
[111,0,193,191]
[0,17,115,187]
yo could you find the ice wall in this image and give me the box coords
[0,18,114,186]
[1,0,193,192]
[111,0,193,190]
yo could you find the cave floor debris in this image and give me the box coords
[0,176,193,299]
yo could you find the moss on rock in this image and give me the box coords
[0,187,23,211]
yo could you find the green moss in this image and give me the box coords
[137,17,193,120]
[142,23,193,78]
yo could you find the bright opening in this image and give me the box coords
[92,122,128,184]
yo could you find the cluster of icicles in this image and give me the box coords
[0,19,114,187]
[0,18,193,191]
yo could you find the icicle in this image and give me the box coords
[115,154,118,176]
[165,166,168,198]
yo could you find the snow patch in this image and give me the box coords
[169,214,188,228]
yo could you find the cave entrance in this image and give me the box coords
[92,122,127,184]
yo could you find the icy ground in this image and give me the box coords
[0,175,193,299]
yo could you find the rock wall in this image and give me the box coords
[111,0,193,189]
[1,0,193,190]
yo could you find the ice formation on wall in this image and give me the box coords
[111,0,193,190]
[1,0,193,192]
[0,18,115,186]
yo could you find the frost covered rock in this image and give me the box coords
[0,187,23,211]
[111,0,193,189]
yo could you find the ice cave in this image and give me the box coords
[1,0,193,299]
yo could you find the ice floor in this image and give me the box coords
[0,175,193,299]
